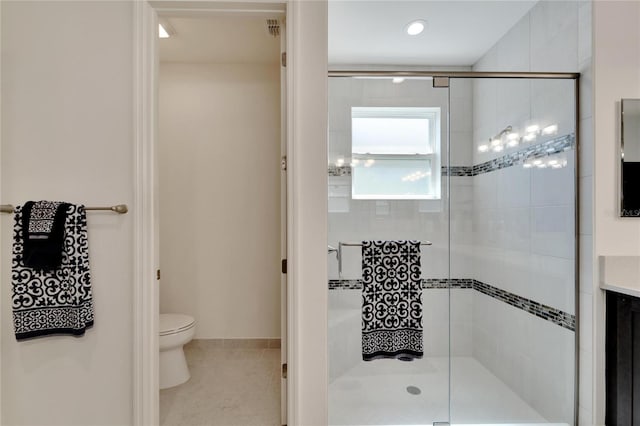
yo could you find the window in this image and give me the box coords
[351,107,441,200]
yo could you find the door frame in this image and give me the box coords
[133,2,293,424]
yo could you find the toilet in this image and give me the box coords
[159,313,196,390]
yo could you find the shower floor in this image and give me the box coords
[329,356,564,425]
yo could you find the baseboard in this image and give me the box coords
[189,338,281,349]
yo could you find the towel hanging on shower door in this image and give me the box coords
[11,202,94,340]
[361,240,423,361]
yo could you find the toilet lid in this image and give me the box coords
[160,313,196,336]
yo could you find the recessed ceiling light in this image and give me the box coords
[406,20,426,36]
[159,23,170,39]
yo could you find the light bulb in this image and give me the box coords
[406,20,426,36]
[159,24,170,39]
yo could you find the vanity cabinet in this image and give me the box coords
[606,291,640,424]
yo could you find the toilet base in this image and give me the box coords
[160,346,190,389]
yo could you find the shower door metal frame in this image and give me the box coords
[327,70,581,426]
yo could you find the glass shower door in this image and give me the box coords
[327,76,451,425]
[448,77,577,425]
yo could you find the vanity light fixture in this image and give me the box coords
[523,152,568,170]
[479,125,514,152]
[406,20,426,36]
[507,132,519,140]
[542,124,558,135]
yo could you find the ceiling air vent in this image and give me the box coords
[266,19,280,37]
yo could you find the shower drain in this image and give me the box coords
[406,385,421,395]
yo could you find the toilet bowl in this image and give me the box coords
[159,313,196,390]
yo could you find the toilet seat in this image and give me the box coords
[160,313,196,336]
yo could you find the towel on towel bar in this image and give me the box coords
[361,240,423,361]
[11,203,94,340]
[22,201,70,270]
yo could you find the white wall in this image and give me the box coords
[158,62,281,339]
[470,1,590,423]
[0,1,328,425]
[593,2,640,424]
[288,0,328,423]
[1,1,133,424]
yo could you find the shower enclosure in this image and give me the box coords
[327,72,578,425]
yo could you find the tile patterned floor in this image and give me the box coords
[160,340,281,426]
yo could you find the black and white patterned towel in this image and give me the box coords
[22,201,69,270]
[362,240,423,361]
[12,203,94,340]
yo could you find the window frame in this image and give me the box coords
[350,106,442,200]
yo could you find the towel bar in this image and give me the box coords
[0,204,128,214]
[336,240,432,276]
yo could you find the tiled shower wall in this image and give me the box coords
[468,1,590,423]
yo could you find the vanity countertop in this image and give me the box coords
[600,256,640,298]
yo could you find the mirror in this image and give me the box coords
[621,99,640,217]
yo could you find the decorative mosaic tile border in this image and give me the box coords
[328,133,575,178]
[328,277,575,331]
[328,165,352,177]
[445,166,475,177]
[328,278,473,290]
[470,133,574,176]
[472,280,575,331]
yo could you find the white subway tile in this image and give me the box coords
[579,175,593,235]
[450,131,473,166]
[579,234,594,295]
[579,347,593,420]
[450,96,473,133]
[531,154,575,207]
[578,1,593,66]
[579,61,593,121]
[531,205,575,259]
[579,116,594,177]
[529,254,575,314]
[497,14,531,71]
[497,166,531,209]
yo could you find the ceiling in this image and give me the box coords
[328,1,538,66]
[159,16,281,64]
[159,1,538,66]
